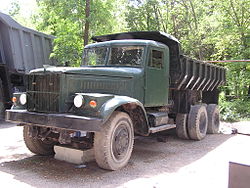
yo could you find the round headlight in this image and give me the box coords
[19,93,27,105]
[74,95,84,108]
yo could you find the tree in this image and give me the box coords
[125,0,250,101]
[8,1,20,17]
[84,0,90,46]
[34,0,124,66]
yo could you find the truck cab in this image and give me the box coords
[82,39,169,107]
[6,31,226,171]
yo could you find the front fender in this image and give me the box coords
[99,96,149,133]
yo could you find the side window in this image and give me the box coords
[148,50,163,69]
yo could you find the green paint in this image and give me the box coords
[25,39,170,121]
[144,45,169,107]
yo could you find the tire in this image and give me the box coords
[187,105,208,140]
[23,125,55,155]
[176,113,189,139]
[207,104,220,134]
[94,111,134,170]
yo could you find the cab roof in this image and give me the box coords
[91,31,181,57]
[92,31,179,46]
[85,39,168,49]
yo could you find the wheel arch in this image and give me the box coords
[99,96,149,136]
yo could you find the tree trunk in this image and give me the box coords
[248,85,250,98]
[153,4,160,31]
[84,0,90,46]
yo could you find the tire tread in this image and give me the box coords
[94,111,134,170]
[187,105,208,140]
[176,113,189,139]
[207,104,220,134]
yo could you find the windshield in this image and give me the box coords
[109,46,143,67]
[82,46,144,67]
[82,47,107,66]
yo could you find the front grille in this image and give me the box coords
[79,80,129,94]
[27,74,60,113]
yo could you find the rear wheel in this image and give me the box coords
[207,104,220,134]
[187,105,208,140]
[23,125,56,155]
[176,113,189,139]
[94,111,134,170]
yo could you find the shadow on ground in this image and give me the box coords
[0,120,17,129]
[0,130,233,187]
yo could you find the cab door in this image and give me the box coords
[144,47,169,107]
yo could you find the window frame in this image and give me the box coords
[148,48,164,69]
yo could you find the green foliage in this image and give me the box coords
[219,93,250,121]
[8,1,20,17]
[223,63,250,98]
[6,0,37,29]
[34,0,249,66]
[34,0,125,66]
[125,0,250,120]
[125,0,250,61]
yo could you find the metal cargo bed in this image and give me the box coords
[0,12,55,73]
[176,55,226,91]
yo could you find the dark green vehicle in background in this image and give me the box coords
[6,31,226,170]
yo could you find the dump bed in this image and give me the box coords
[92,31,226,91]
[0,12,55,74]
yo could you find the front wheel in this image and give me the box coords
[94,111,134,170]
[23,125,56,155]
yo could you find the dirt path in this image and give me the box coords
[0,121,249,188]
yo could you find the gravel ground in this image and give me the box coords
[0,120,250,188]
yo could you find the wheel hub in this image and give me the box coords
[113,126,129,159]
[199,112,207,134]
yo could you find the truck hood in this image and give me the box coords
[29,66,143,78]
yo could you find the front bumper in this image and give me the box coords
[6,110,103,132]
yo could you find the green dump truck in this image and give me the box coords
[6,31,226,170]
